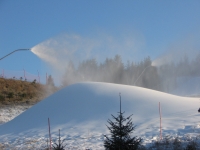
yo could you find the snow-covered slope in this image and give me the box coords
[0,82,199,149]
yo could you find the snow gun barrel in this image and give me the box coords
[0,48,31,61]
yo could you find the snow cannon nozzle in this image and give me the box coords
[16,48,31,51]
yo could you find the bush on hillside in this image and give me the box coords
[146,136,200,150]
[52,129,67,150]
[0,94,5,101]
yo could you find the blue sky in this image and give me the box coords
[0,0,200,82]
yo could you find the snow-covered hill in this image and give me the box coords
[0,82,199,149]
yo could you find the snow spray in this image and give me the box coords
[151,35,200,67]
[31,33,141,69]
[31,33,142,85]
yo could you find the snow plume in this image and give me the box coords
[151,34,200,95]
[31,34,98,72]
[152,34,200,67]
[31,32,144,85]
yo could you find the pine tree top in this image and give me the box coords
[104,94,142,150]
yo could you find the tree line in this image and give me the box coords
[62,53,200,93]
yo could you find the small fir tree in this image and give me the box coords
[52,129,67,150]
[47,75,55,87]
[104,94,142,150]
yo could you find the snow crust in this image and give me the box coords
[0,82,199,149]
[0,105,30,125]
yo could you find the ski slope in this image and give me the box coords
[0,82,199,149]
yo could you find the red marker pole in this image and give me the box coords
[48,118,52,150]
[159,102,162,140]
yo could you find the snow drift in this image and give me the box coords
[0,82,199,148]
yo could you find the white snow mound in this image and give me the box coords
[0,82,199,148]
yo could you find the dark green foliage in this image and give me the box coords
[7,92,14,99]
[104,95,142,150]
[185,141,198,150]
[104,112,142,150]
[138,145,147,150]
[147,137,200,150]
[173,137,182,150]
[148,137,172,150]
[32,79,37,84]
[47,75,55,87]
[20,93,27,98]
[62,55,161,91]
[0,94,5,101]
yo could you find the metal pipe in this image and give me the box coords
[0,49,31,61]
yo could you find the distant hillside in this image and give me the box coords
[0,77,58,106]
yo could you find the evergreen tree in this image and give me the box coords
[47,75,55,87]
[52,129,67,150]
[104,94,142,150]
